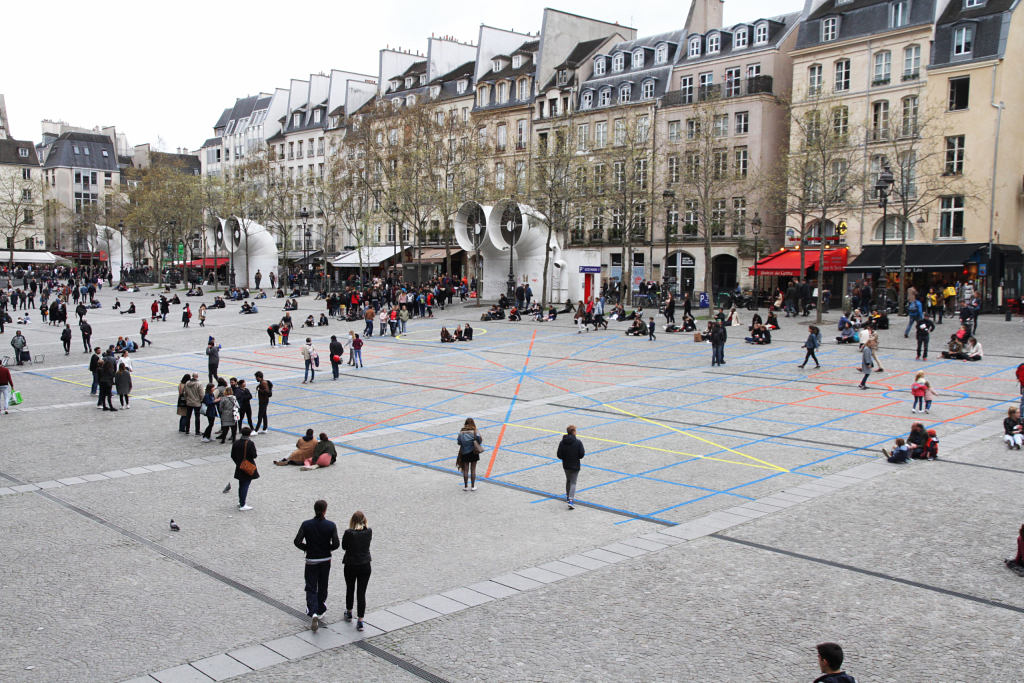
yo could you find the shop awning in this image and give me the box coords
[0,250,71,265]
[748,248,848,276]
[185,257,229,268]
[845,243,986,272]
[331,246,405,268]
[409,247,464,264]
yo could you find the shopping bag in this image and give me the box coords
[10,390,23,405]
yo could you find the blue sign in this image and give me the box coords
[979,264,987,276]
[699,291,710,308]
[579,265,601,273]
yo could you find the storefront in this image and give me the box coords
[844,243,1022,312]
[749,247,848,297]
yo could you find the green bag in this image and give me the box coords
[10,390,23,405]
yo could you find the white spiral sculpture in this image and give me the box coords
[205,216,279,288]
[94,224,127,278]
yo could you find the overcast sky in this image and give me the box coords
[5,0,797,153]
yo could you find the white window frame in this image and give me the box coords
[512,55,522,69]
[904,45,921,78]
[735,111,749,134]
[642,80,655,99]
[632,49,644,68]
[808,64,823,95]
[953,26,973,56]
[457,79,467,94]
[890,1,909,28]
[939,195,965,237]
[734,28,748,49]
[688,37,701,58]
[834,59,851,91]
[619,83,632,103]
[655,44,668,64]
[594,57,606,76]
[581,91,593,110]
[821,17,838,42]
[599,88,611,107]
[707,33,720,54]
[873,51,892,83]
[754,23,769,45]
[612,53,625,72]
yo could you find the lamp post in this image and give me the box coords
[167,220,177,286]
[662,189,675,295]
[299,207,309,291]
[505,197,519,301]
[117,221,125,284]
[874,164,894,312]
[751,213,762,309]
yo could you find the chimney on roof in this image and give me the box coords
[684,0,725,34]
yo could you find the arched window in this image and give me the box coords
[733,28,748,49]
[642,79,655,99]
[632,49,644,68]
[612,53,625,72]
[581,91,593,110]
[707,33,720,54]
[655,44,669,64]
[872,215,913,241]
[594,57,606,76]
[598,87,611,107]
[688,37,701,58]
[619,83,632,103]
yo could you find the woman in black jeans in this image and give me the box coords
[201,384,218,442]
[342,510,372,631]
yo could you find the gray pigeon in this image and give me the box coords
[169,519,180,532]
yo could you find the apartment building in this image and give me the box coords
[0,96,44,252]
[198,94,272,179]
[920,0,1024,305]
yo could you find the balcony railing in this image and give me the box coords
[663,76,772,107]
[902,71,920,82]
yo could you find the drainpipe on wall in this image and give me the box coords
[988,62,1004,309]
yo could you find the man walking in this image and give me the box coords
[80,319,92,353]
[556,425,585,510]
[88,346,102,395]
[254,370,271,434]
[183,372,204,435]
[0,362,14,414]
[813,642,856,682]
[903,296,923,338]
[294,499,340,632]
[206,338,221,384]
[710,321,727,366]
[60,324,72,355]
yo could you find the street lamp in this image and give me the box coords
[167,219,178,286]
[117,221,125,283]
[662,189,676,295]
[505,197,520,302]
[299,207,310,291]
[751,213,763,309]
[874,164,895,312]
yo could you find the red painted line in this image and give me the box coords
[485,330,536,478]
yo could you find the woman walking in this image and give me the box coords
[456,418,484,491]
[198,303,207,327]
[858,342,874,390]
[798,325,822,369]
[201,383,218,442]
[352,334,364,368]
[177,373,192,432]
[342,510,372,631]
[115,363,133,409]
[302,337,317,384]
[182,304,192,328]
[217,386,239,443]
[230,427,258,510]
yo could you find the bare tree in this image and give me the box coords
[0,171,44,268]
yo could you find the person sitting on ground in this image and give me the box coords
[113,298,121,310]
[463,322,474,341]
[276,428,316,466]
[962,336,983,361]
[625,318,646,336]
[682,314,697,332]
[318,313,329,327]
[453,325,465,341]
[869,309,888,330]
[713,307,726,323]
[836,322,858,344]
[765,311,780,330]
[119,301,136,315]
[240,301,253,314]
[283,298,298,311]
[745,322,771,345]
[559,298,574,314]
[114,336,128,353]
[212,296,226,309]
[124,338,138,352]
[608,304,625,321]
[170,294,181,304]
[440,326,454,343]
[301,432,338,470]
[881,437,910,463]
[275,288,285,298]
[726,307,742,327]
[906,422,929,459]
[508,306,521,322]
[1004,406,1024,450]
[302,315,315,328]
[255,289,267,299]
[1005,524,1024,575]
[749,312,763,331]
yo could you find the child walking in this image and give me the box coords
[910,371,927,413]
[924,380,938,414]
[798,325,822,369]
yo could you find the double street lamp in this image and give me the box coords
[875,164,895,312]
[299,207,310,289]
[505,198,520,301]
[751,213,763,309]
[117,221,125,283]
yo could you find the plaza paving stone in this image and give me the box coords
[1,285,1022,680]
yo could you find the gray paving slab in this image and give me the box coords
[150,664,213,682]
[142,464,172,472]
[57,476,88,485]
[294,626,351,649]
[363,609,415,632]
[121,677,157,683]
[639,531,688,546]
[0,487,15,495]
[413,593,471,615]
[164,461,192,469]
[188,654,251,681]
[618,536,668,551]
[123,467,151,475]
[582,548,629,563]
[559,553,609,570]
[538,560,591,577]
[224,645,287,671]
[440,587,494,606]
[384,601,442,624]
[514,566,566,584]
[35,480,63,489]
[491,572,543,591]
[262,635,321,659]
[11,484,38,492]
[183,459,209,466]
[101,469,132,478]
[722,505,767,519]
[466,580,520,599]
[81,473,110,482]
[600,542,648,558]
[739,501,783,513]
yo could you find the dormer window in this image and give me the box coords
[734,28,748,49]
[964,0,985,6]
[581,91,593,109]
[517,78,530,101]
[477,85,490,107]
[598,87,611,106]
[406,95,416,106]
[492,59,502,72]
[821,17,838,42]
[18,148,29,158]
[430,85,441,99]
[890,1,909,28]
[329,116,340,128]
[642,79,655,99]
[293,113,301,127]
[457,79,467,94]
[754,23,769,45]
[498,82,509,103]
[405,77,414,88]
[655,44,669,64]
[557,69,569,85]
[707,33,720,54]
[391,98,401,110]
[391,79,400,91]
[953,25,974,56]
[512,54,522,69]
[593,57,606,76]
[612,53,625,72]
[688,37,701,58]
[632,49,644,68]
[419,75,427,85]
[619,83,631,103]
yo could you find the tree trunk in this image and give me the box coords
[540,221,553,308]
[702,232,713,309]
[815,211,826,325]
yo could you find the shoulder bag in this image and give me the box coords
[239,442,257,476]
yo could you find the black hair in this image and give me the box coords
[314,499,327,518]
[816,643,844,671]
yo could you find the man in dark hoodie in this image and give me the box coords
[556,425,585,510]
[294,499,340,632]
[814,642,856,683]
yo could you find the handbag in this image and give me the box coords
[313,352,320,368]
[472,431,484,454]
[239,442,256,476]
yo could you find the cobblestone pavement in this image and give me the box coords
[1,286,1021,681]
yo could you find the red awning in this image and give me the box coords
[748,248,848,276]
[185,258,229,268]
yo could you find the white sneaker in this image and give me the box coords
[471,485,477,491]
[259,429,267,434]
[239,504,253,511]
[311,614,320,632]
[201,437,211,442]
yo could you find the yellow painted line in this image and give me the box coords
[506,422,782,472]
[600,404,789,472]
[129,374,179,387]
[397,327,488,341]
[45,375,172,405]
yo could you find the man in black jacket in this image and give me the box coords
[710,322,727,366]
[294,499,340,632]
[813,642,856,682]
[328,335,344,380]
[88,347,102,394]
[556,425,585,510]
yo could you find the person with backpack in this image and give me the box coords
[294,499,340,632]
[254,371,272,434]
[904,297,923,338]
[798,325,822,369]
[456,418,484,491]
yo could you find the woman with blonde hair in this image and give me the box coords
[342,510,372,631]
[456,417,484,491]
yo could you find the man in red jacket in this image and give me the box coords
[0,363,13,414]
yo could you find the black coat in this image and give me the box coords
[231,437,259,480]
[557,434,585,471]
[342,527,372,565]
